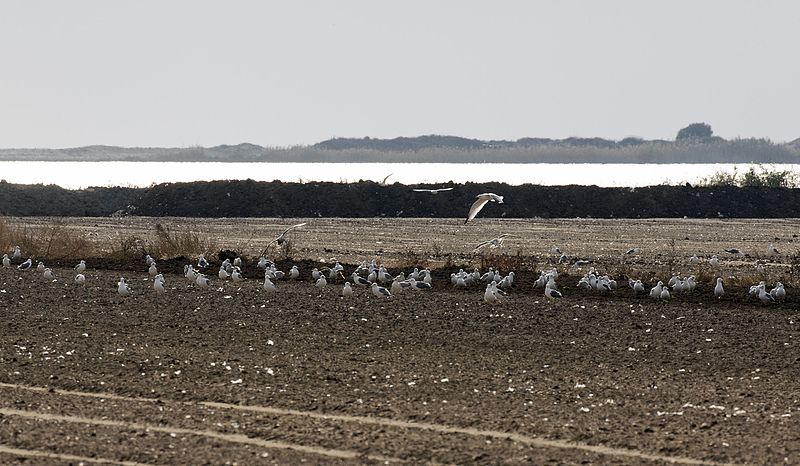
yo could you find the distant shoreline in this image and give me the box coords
[1,135,798,163]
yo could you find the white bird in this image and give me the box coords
[689,255,701,264]
[36,261,45,273]
[379,173,393,186]
[148,263,158,277]
[75,260,86,273]
[316,275,327,288]
[660,287,671,300]
[649,281,663,299]
[263,276,277,293]
[391,279,404,294]
[714,278,724,297]
[117,277,131,296]
[289,265,299,279]
[708,255,720,267]
[464,192,504,224]
[74,274,86,284]
[196,273,210,288]
[153,274,166,293]
[544,284,562,299]
[625,248,640,255]
[341,282,354,297]
[257,257,269,269]
[351,273,371,287]
[484,283,499,304]
[145,254,155,266]
[371,282,392,299]
[184,265,197,280]
[757,284,774,304]
[631,279,645,294]
[265,223,308,250]
[231,268,243,282]
[17,258,32,271]
[233,257,242,267]
[768,243,780,257]
[12,246,21,260]
[198,254,209,268]
[43,268,54,280]
[412,187,454,194]
[770,282,786,300]
[218,267,230,280]
[407,278,432,291]
[2,254,10,268]
[473,234,513,252]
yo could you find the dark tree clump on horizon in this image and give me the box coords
[677,122,714,140]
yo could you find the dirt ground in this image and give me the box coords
[1,217,799,465]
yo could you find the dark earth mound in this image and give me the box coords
[1,179,799,218]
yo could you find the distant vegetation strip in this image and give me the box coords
[1,134,799,163]
[1,179,799,218]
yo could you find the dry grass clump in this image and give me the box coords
[0,217,93,260]
[147,223,216,259]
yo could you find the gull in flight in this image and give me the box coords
[263,223,308,254]
[465,193,504,224]
[473,234,513,252]
[413,187,454,194]
[379,173,393,186]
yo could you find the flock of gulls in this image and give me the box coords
[0,191,791,305]
[1,230,790,307]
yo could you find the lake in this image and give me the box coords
[0,161,795,189]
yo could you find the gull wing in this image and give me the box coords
[465,198,490,224]
[472,239,492,252]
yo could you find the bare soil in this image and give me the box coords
[1,217,799,465]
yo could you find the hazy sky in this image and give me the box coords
[1,1,798,148]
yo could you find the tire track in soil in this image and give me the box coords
[0,444,153,466]
[0,383,735,466]
[0,407,403,464]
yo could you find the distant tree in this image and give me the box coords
[677,122,713,141]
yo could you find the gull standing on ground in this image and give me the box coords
[43,268,54,280]
[12,246,21,260]
[412,187,454,194]
[371,282,392,299]
[74,274,86,284]
[148,263,158,277]
[473,234,513,252]
[464,193,504,224]
[17,258,32,271]
[341,282,354,297]
[153,274,166,293]
[289,265,299,279]
[768,244,780,257]
[714,278,724,297]
[75,260,86,273]
[316,274,327,288]
[36,261,45,273]
[117,277,131,296]
[708,255,720,267]
[198,254,209,269]
[2,254,10,268]
[544,283,562,299]
[263,276,277,293]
